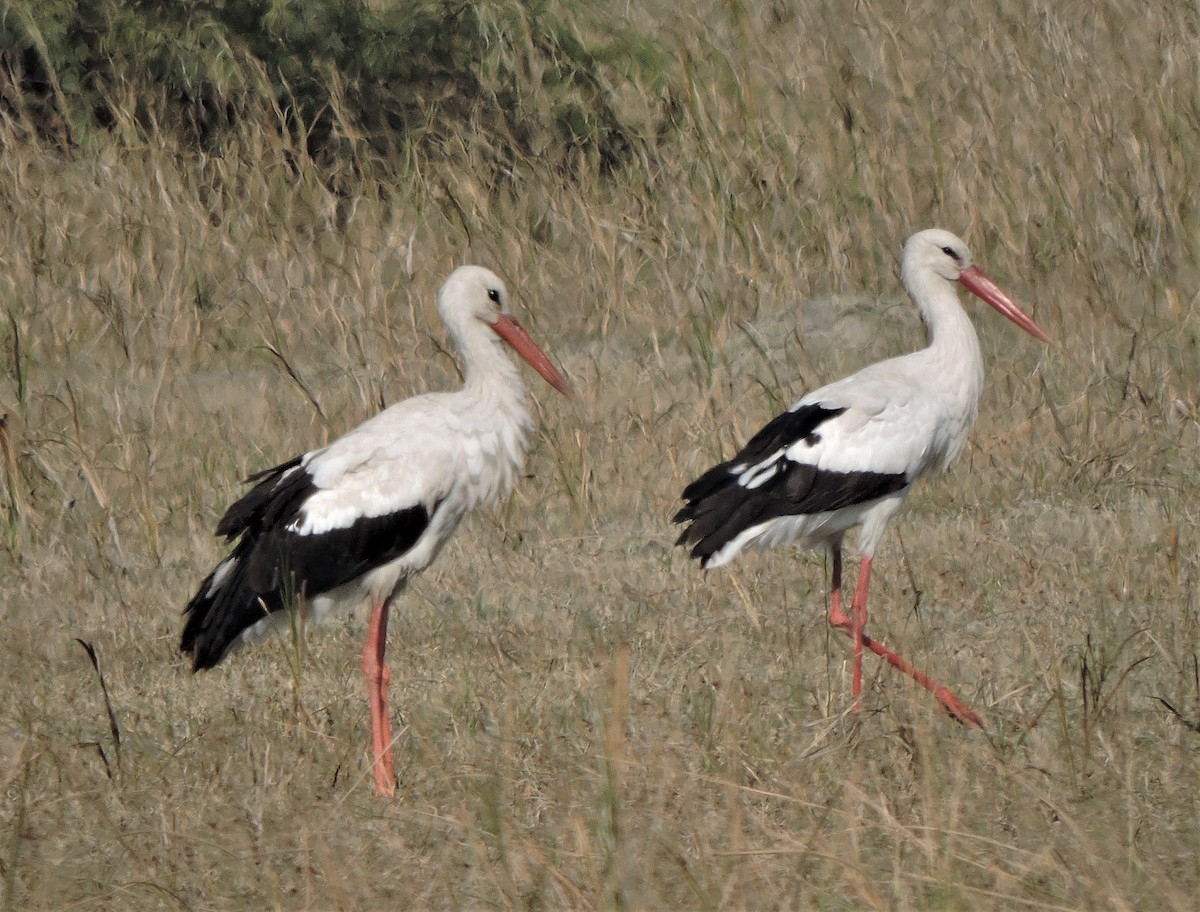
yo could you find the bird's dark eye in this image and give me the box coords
[487,288,501,303]
[940,245,961,261]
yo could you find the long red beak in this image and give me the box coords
[958,265,1050,343]
[491,314,573,396]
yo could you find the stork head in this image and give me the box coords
[438,265,573,396]
[902,229,1050,342]
[902,229,977,284]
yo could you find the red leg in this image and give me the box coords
[857,631,984,728]
[849,557,870,706]
[828,542,848,627]
[828,554,984,729]
[827,543,864,715]
[361,596,396,796]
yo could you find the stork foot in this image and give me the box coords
[831,623,985,729]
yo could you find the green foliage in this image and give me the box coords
[0,0,667,178]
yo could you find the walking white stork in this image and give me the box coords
[181,265,571,796]
[674,229,1049,727]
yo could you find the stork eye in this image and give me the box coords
[487,288,501,304]
[940,245,961,261]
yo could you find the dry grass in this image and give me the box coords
[1,0,1198,909]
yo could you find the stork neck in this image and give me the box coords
[455,322,531,420]
[908,272,985,394]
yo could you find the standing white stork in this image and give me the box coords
[181,265,571,796]
[674,229,1049,727]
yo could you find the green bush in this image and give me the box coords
[0,0,667,178]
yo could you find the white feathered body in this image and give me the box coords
[676,230,992,570]
[182,265,556,670]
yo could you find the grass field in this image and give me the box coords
[1,1,1199,909]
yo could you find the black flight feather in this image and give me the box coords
[181,455,432,670]
[674,403,908,567]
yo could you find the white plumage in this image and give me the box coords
[182,265,571,796]
[676,229,1049,726]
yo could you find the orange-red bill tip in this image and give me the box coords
[958,265,1051,343]
[491,314,574,397]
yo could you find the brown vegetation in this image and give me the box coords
[1,1,1197,908]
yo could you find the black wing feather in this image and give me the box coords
[214,455,305,538]
[675,403,908,566]
[181,455,432,670]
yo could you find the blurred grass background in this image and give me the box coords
[0,0,1198,908]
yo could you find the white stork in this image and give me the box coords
[674,229,1049,727]
[181,265,571,796]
